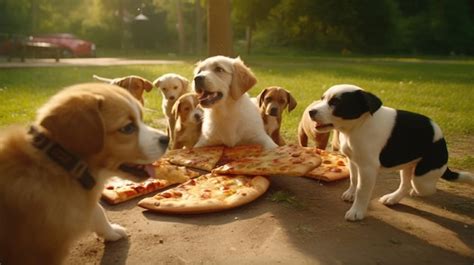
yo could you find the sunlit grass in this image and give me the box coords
[0,55,473,169]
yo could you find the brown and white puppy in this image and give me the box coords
[298,100,339,150]
[152,73,189,137]
[170,93,203,149]
[0,83,168,265]
[92,74,153,105]
[255,86,297,146]
[192,56,277,150]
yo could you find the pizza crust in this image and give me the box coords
[138,175,270,214]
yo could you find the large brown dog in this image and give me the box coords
[0,83,168,265]
[256,86,297,146]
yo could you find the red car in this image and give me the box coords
[29,33,96,57]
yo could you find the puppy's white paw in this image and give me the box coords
[344,207,366,221]
[341,188,355,202]
[379,192,403,205]
[103,224,127,242]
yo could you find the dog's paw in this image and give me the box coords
[103,224,127,242]
[344,207,366,221]
[341,188,355,202]
[379,193,403,205]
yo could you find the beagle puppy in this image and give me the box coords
[192,56,277,150]
[255,86,297,146]
[309,84,473,221]
[92,74,153,105]
[298,100,339,150]
[0,83,168,264]
[152,73,190,137]
[170,93,203,149]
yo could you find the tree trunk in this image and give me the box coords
[195,0,203,55]
[246,26,252,55]
[176,0,185,54]
[207,0,233,56]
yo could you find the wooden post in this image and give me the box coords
[207,0,233,56]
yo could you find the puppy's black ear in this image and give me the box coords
[361,91,382,115]
[286,89,297,112]
[256,88,269,107]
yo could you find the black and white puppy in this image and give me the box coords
[309,84,474,221]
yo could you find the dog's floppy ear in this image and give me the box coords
[141,78,154,92]
[178,76,189,91]
[171,99,181,121]
[230,57,257,100]
[256,87,269,107]
[285,89,297,112]
[361,90,382,115]
[39,94,105,157]
[152,77,162,88]
[113,77,131,88]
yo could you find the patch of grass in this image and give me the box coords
[267,190,304,209]
[1,55,473,169]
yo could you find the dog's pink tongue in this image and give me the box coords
[145,164,156,179]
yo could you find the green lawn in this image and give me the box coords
[0,55,473,169]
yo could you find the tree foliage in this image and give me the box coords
[1,0,473,55]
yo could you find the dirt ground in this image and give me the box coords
[67,172,473,265]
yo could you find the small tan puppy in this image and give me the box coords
[0,83,168,265]
[153,73,189,137]
[92,74,153,105]
[170,93,203,149]
[255,86,297,146]
[298,100,339,150]
[192,56,277,150]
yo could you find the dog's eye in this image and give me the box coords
[215,66,224,73]
[119,123,137,134]
[173,86,178,90]
[265,97,272,102]
[328,97,340,106]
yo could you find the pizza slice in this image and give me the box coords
[138,173,270,214]
[102,161,201,204]
[212,145,322,177]
[305,149,349,182]
[161,146,225,171]
[216,144,264,166]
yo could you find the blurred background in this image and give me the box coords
[1,0,474,58]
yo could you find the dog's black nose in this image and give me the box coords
[270,107,278,116]
[159,136,169,147]
[194,75,205,93]
[309,109,318,118]
[194,113,201,121]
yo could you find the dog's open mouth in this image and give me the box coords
[197,90,223,107]
[119,163,155,178]
[315,123,334,131]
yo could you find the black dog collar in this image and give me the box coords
[28,125,96,190]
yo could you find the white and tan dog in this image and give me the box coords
[309,84,474,221]
[192,56,277,150]
[170,93,203,149]
[153,73,189,137]
[0,83,168,264]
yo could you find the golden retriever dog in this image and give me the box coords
[0,83,169,265]
[170,93,203,149]
[192,56,277,150]
[92,74,154,105]
[298,100,339,150]
[255,86,297,146]
[152,73,190,137]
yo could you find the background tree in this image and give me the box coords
[207,0,233,56]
